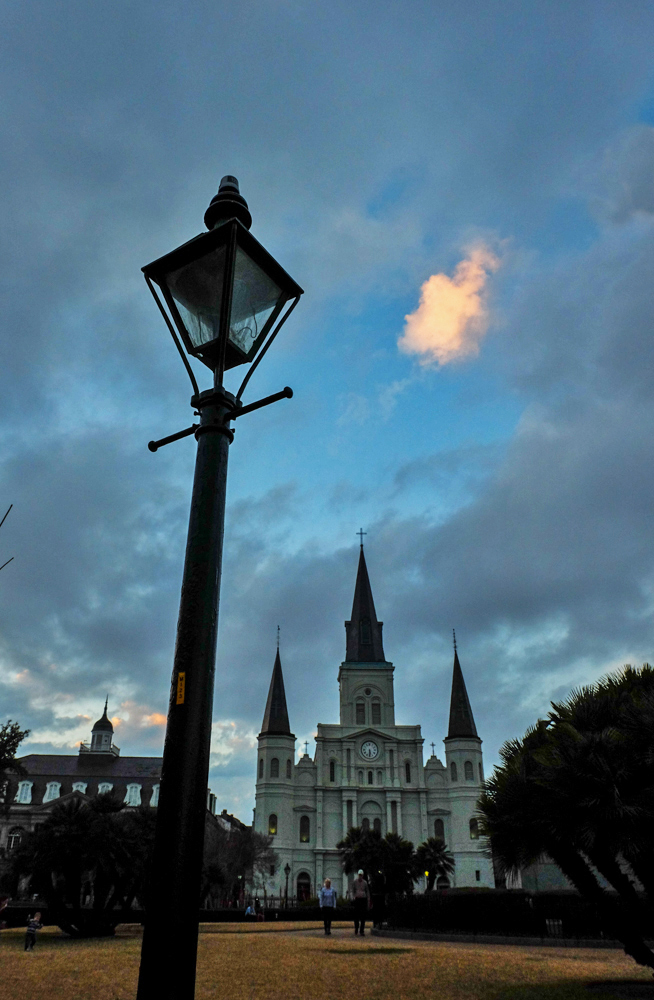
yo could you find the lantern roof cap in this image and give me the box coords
[204,175,252,231]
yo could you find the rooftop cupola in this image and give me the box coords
[79,698,120,756]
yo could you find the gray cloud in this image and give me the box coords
[2,2,654,820]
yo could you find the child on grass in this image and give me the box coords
[24,912,42,952]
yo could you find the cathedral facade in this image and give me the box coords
[253,545,494,900]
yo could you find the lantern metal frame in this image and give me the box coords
[142,217,303,393]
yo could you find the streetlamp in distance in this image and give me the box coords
[284,862,291,908]
[136,176,303,1000]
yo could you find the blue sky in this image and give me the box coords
[2,1,654,820]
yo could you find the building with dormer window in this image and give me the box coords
[253,544,494,900]
[0,701,218,863]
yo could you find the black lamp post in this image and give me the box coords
[284,863,291,908]
[136,177,302,1000]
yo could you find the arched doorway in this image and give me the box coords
[296,872,311,902]
[436,876,450,890]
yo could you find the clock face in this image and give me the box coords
[361,740,379,760]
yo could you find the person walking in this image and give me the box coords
[24,912,42,952]
[318,878,337,935]
[351,870,371,936]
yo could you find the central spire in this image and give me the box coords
[344,542,385,662]
[260,648,294,736]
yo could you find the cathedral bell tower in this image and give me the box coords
[443,635,487,879]
[253,647,296,848]
[338,543,395,727]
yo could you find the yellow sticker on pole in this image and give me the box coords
[176,672,186,705]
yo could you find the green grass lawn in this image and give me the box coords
[1,922,651,1000]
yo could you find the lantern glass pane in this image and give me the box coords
[229,246,283,356]
[166,245,227,350]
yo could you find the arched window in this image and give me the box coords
[98,782,113,795]
[268,813,277,835]
[389,750,394,779]
[358,770,363,784]
[373,817,382,834]
[464,760,474,781]
[299,815,310,843]
[150,784,160,807]
[259,758,263,779]
[7,827,24,851]
[434,818,444,841]
[361,818,370,832]
[286,759,292,779]
[367,770,373,785]
[124,784,142,806]
[356,701,365,725]
[72,782,87,794]
[376,770,383,785]
[296,872,311,902]
[15,781,32,804]
[469,818,479,840]
[450,762,458,782]
[478,762,484,782]
[371,701,381,725]
[43,782,61,803]
[270,758,279,778]
[329,760,335,782]
[405,761,411,783]
[360,618,371,645]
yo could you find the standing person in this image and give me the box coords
[351,870,371,936]
[318,878,337,935]
[24,912,42,952]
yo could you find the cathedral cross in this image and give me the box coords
[357,528,367,547]
[304,741,309,755]
[430,742,436,755]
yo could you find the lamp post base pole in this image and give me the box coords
[136,387,234,1000]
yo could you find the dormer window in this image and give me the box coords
[43,782,61,803]
[360,618,371,645]
[15,781,32,804]
[124,784,142,806]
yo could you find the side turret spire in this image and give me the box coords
[260,648,294,737]
[344,539,385,662]
[447,636,478,738]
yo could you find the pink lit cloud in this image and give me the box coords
[398,244,500,366]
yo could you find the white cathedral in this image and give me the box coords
[253,544,495,900]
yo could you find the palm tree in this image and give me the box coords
[479,669,654,971]
[415,837,455,891]
[337,827,419,894]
